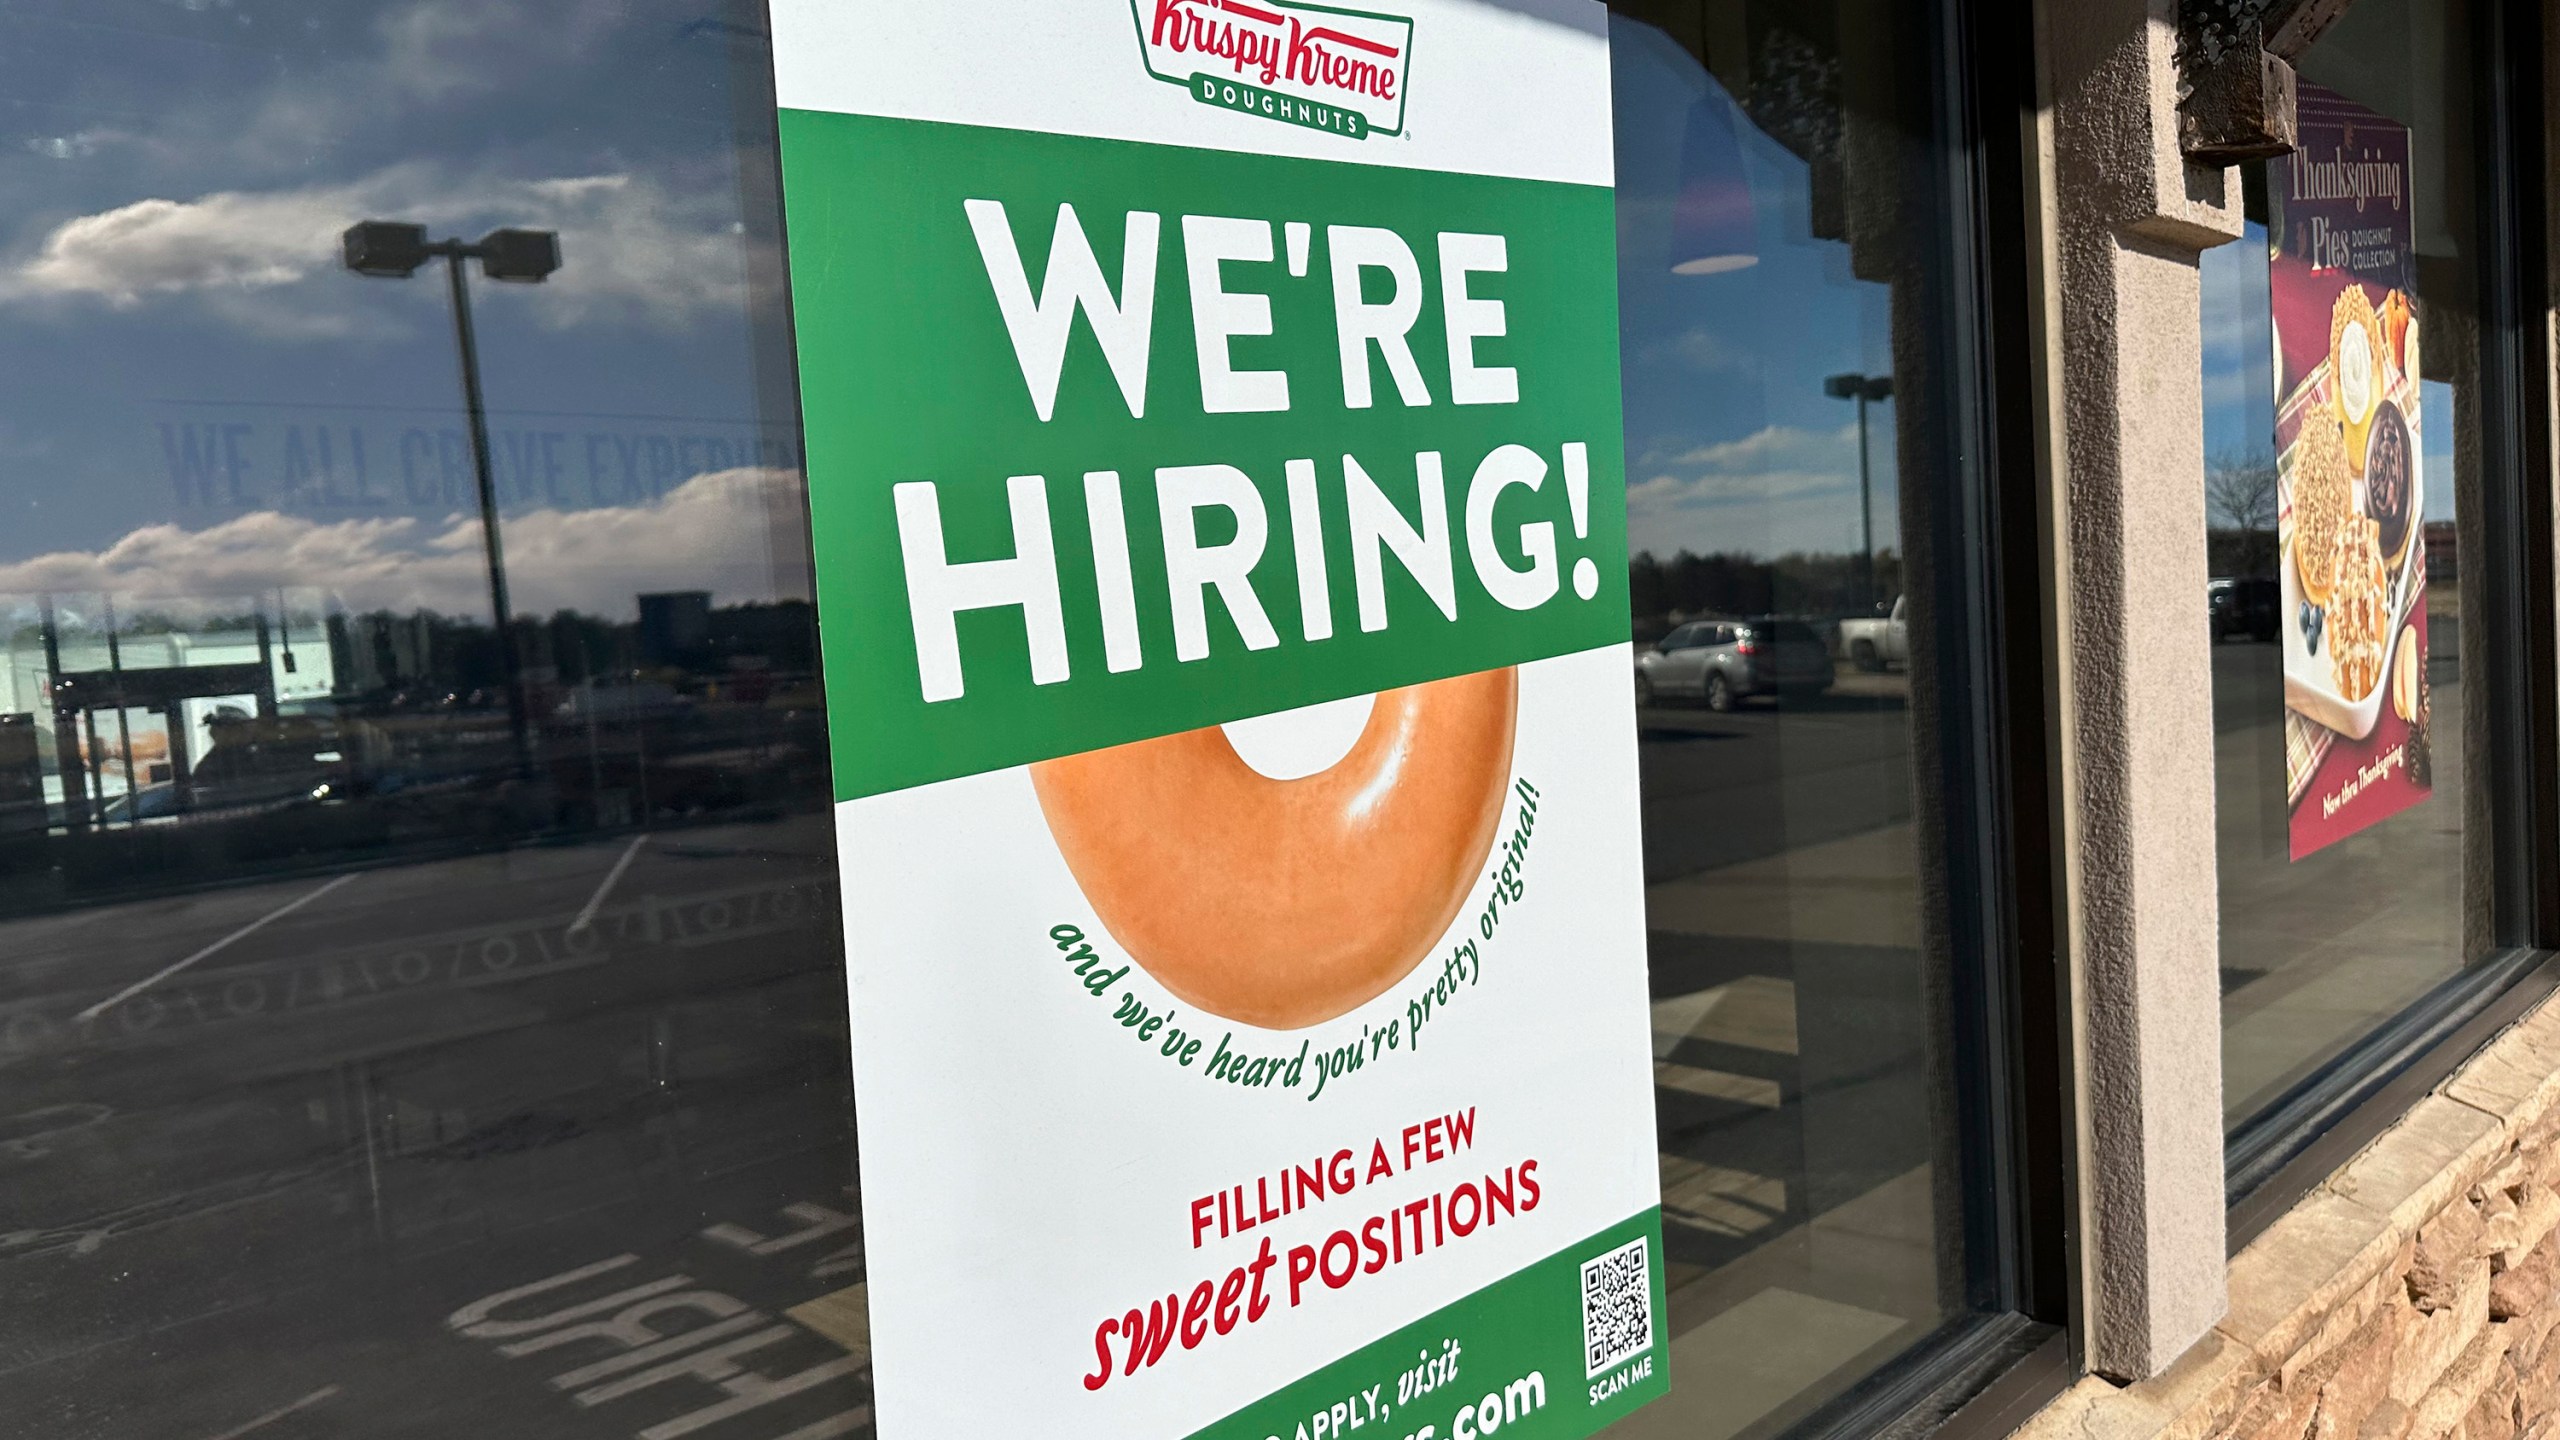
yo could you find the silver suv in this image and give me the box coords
[1635,617,1836,711]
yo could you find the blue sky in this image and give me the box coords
[2,4,2441,636]
[1608,15,1901,564]
[0,0,801,623]
[2199,217,2457,522]
[0,2,1911,631]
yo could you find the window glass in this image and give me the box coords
[0,1,2025,1434]
[2200,0,2497,1135]
[0,2,864,1433]
[1607,1,2013,1435]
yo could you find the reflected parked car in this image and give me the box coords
[99,783,184,825]
[2209,576,2281,642]
[1838,595,1909,671]
[1635,617,1835,711]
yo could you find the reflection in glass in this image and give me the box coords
[0,2,863,1433]
[2202,0,2492,1135]
[1604,2,2009,1436]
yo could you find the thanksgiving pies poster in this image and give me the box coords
[2271,83,2432,861]
[769,1,1666,1436]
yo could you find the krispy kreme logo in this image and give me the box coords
[1131,0,1413,140]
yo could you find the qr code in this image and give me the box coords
[1580,1237,1654,1377]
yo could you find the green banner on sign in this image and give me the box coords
[1189,1211,1670,1440]
[778,111,1629,801]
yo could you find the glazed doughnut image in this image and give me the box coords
[1030,667,1519,1030]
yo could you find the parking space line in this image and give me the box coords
[200,1385,340,1440]
[570,834,652,937]
[77,874,360,1022]
[772,1411,870,1440]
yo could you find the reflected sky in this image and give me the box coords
[0,0,787,619]
[1610,13,1901,564]
[2200,218,2458,523]
[0,2,1911,629]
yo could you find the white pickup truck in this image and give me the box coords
[1837,596,1909,672]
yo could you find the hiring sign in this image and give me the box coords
[768,1,1665,1434]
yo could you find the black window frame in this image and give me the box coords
[1684,0,2079,1431]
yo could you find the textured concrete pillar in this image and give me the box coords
[2035,0,2243,1381]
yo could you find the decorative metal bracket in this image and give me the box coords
[2177,0,2356,164]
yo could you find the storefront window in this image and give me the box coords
[1605,2,2023,1434]
[0,2,865,1433]
[2200,0,2506,1151]
[0,0,2038,1433]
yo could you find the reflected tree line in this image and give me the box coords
[2208,449,2281,579]
[2207,448,2455,584]
[334,599,818,708]
[1628,547,1905,644]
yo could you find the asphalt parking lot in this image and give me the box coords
[0,811,874,1438]
[0,668,1943,1439]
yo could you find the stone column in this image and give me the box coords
[2035,0,2246,1380]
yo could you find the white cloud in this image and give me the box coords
[0,467,809,621]
[1638,417,1863,474]
[12,186,363,306]
[1630,325,1755,378]
[2198,240,2270,362]
[508,174,754,331]
[0,163,751,335]
[228,0,636,164]
[375,0,631,100]
[2204,362,2256,416]
[2201,293,2267,360]
[1624,421,1895,557]
[0,0,743,337]
[1628,464,1845,510]
[23,128,129,162]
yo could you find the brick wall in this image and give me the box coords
[2011,997,2560,1440]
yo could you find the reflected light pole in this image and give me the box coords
[342,221,560,778]
[1823,372,1894,607]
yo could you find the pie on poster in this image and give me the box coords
[2271,82,2432,861]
